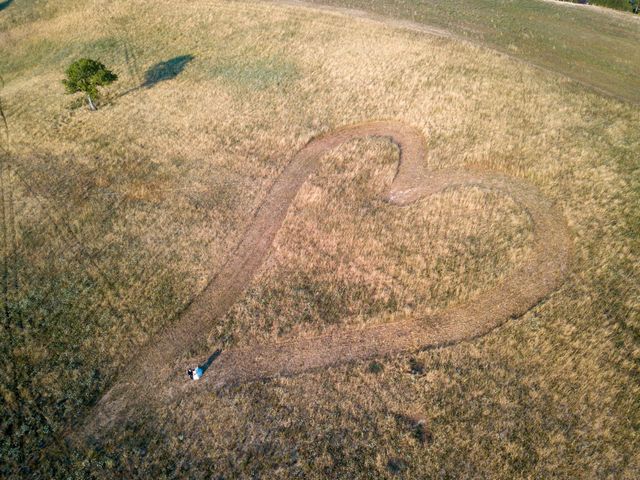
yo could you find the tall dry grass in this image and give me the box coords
[0,0,638,477]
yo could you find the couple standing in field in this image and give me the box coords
[187,366,203,380]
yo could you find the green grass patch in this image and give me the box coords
[302,0,640,103]
[208,56,299,90]
[0,0,90,31]
[0,36,121,81]
[575,0,635,12]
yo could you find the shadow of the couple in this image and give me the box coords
[0,0,14,12]
[199,348,222,375]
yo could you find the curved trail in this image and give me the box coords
[82,121,571,435]
[266,0,639,106]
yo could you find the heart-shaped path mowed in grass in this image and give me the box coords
[85,121,571,434]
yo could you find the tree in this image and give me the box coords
[62,58,118,111]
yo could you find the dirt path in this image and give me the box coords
[268,0,454,39]
[78,121,571,438]
[266,0,638,105]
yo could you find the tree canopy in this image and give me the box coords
[62,58,118,110]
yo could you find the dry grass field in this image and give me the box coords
[295,0,640,104]
[1,0,639,478]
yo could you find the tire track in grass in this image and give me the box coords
[80,121,571,436]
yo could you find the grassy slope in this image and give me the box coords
[575,0,634,12]
[0,0,87,30]
[0,0,638,477]
[557,0,635,12]
[295,0,640,104]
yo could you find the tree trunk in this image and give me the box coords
[86,94,97,111]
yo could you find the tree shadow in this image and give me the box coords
[142,54,194,88]
[0,0,14,12]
